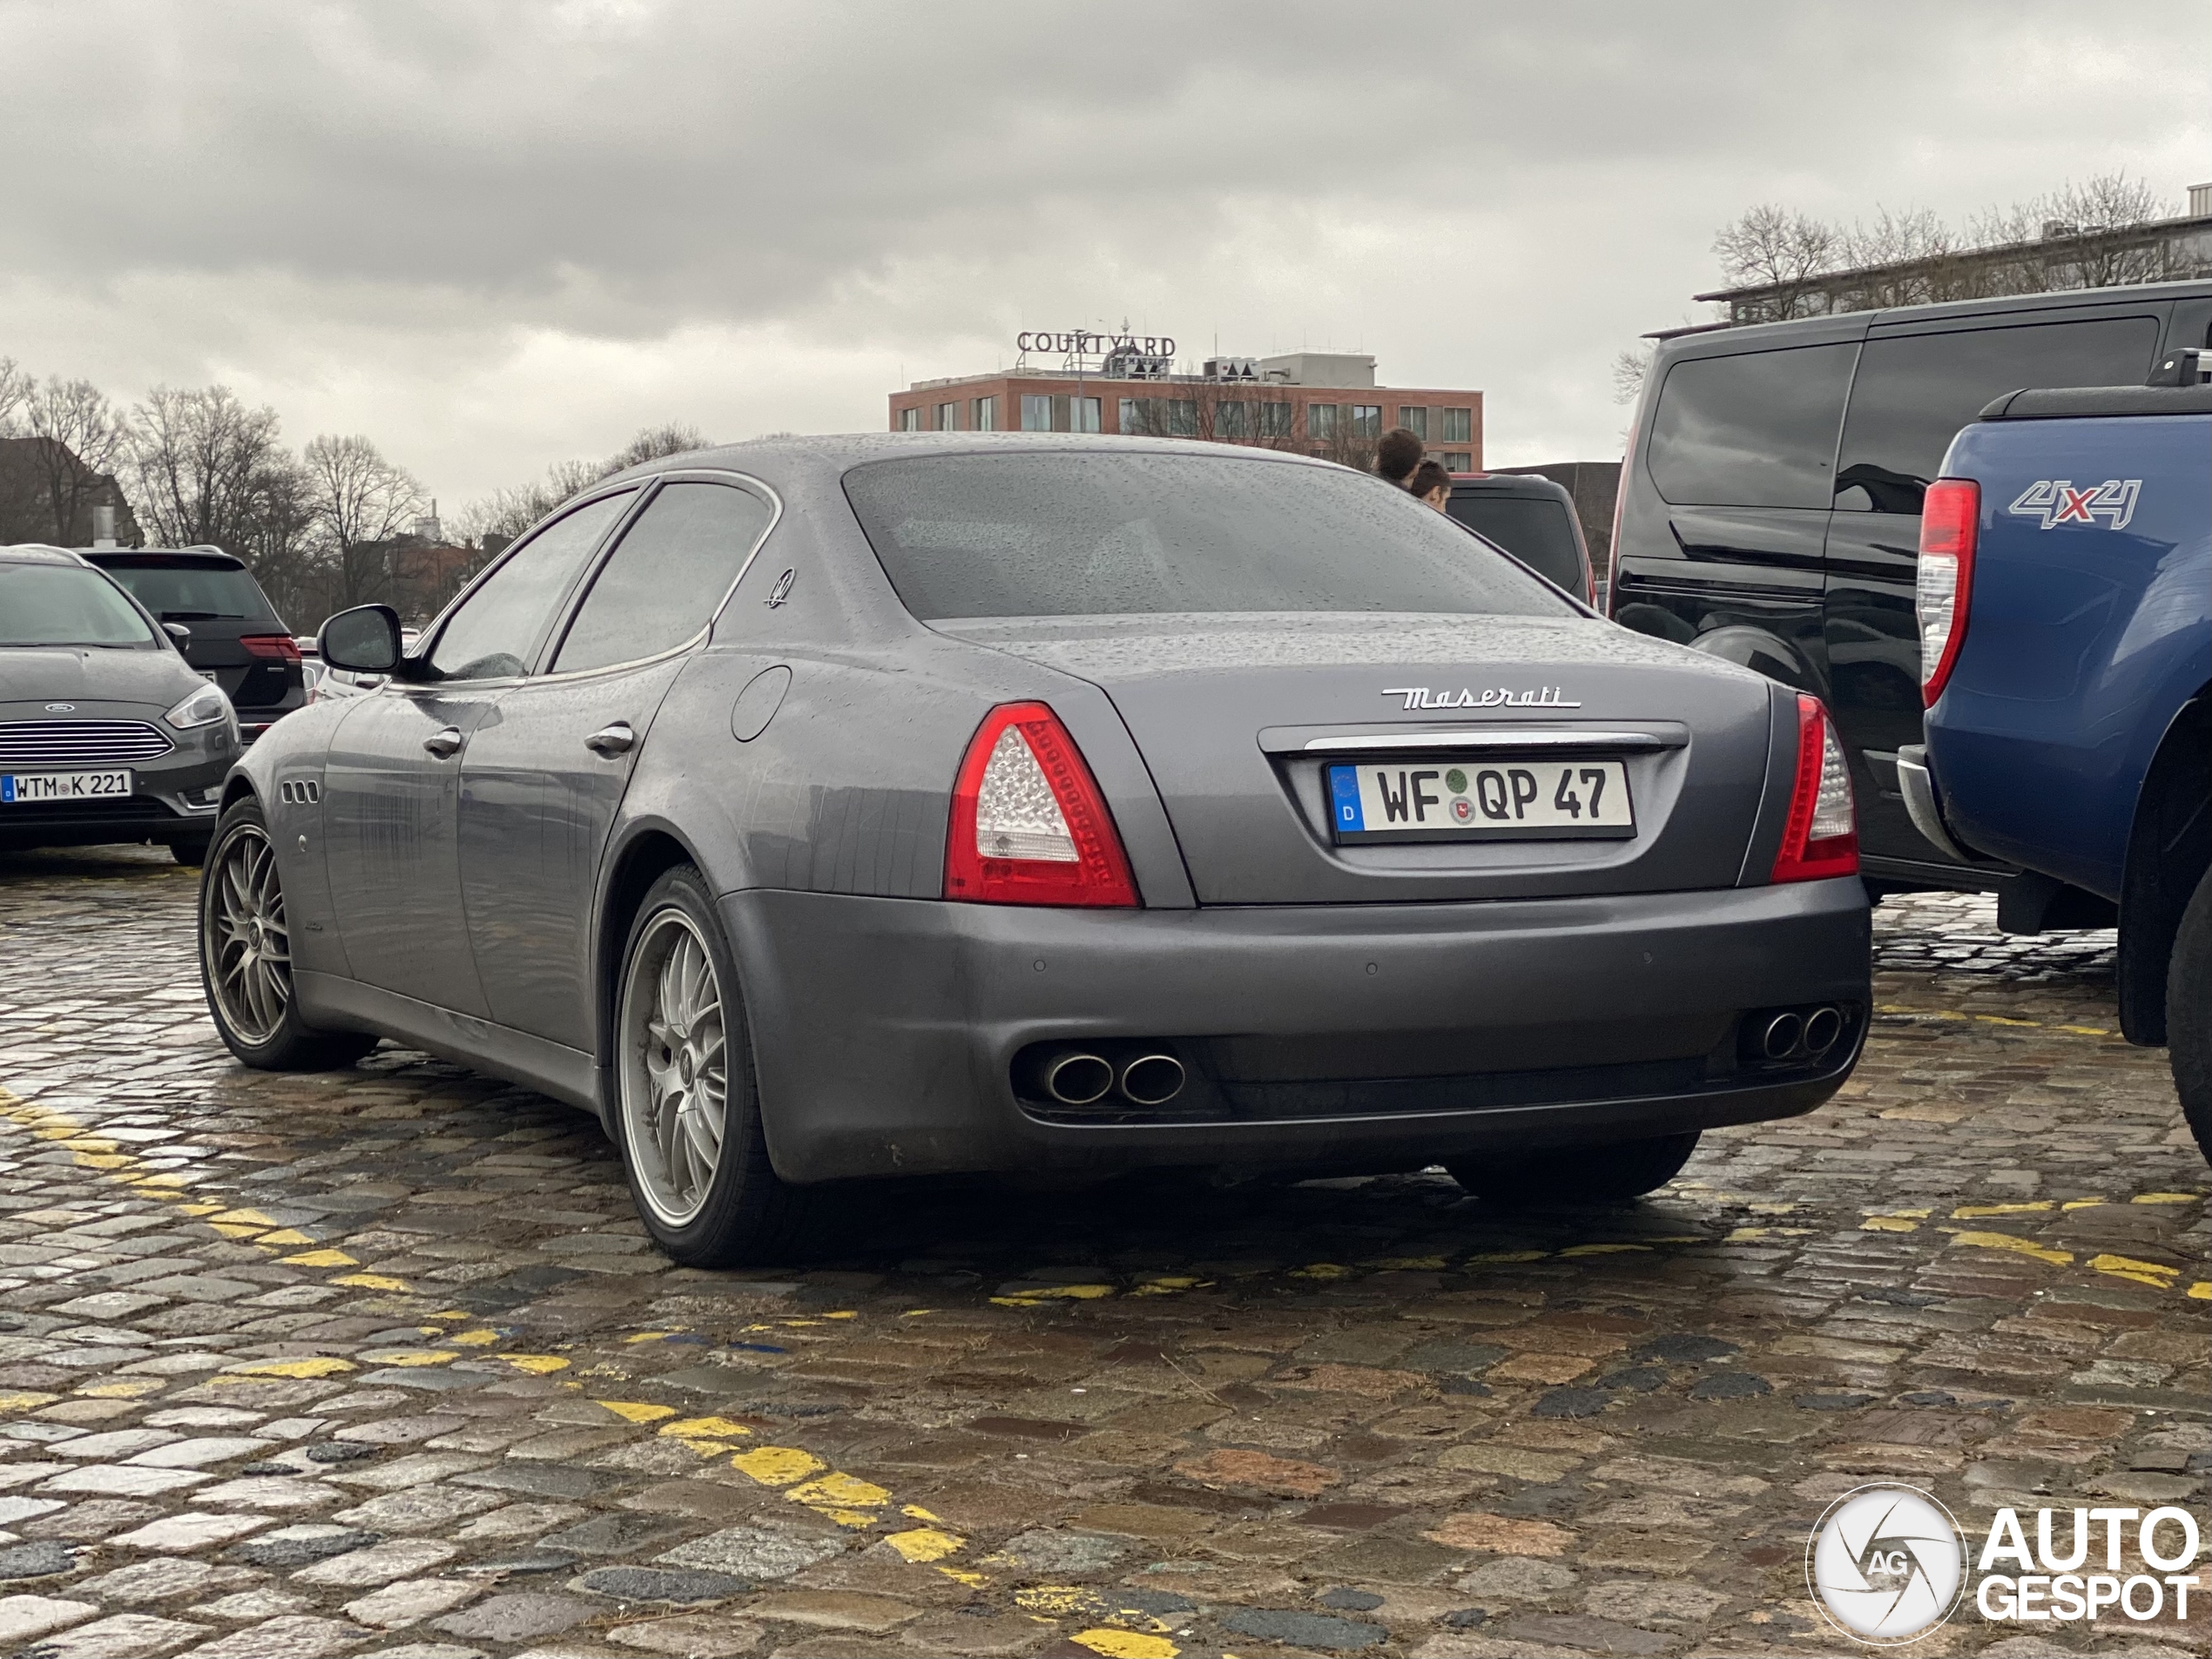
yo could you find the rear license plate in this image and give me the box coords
[1327,759,1632,843]
[1,770,134,804]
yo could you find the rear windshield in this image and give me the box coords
[1446,495,1585,596]
[94,558,280,625]
[842,452,1577,620]
[0,564,160,648]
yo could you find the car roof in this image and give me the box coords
[594,431,1363,496]
[79,545,246,570]
[0,543,96,568]
[1447,474,1575,502]
[1652,276,2210,362]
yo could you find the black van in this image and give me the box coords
[1609,279,2212,894]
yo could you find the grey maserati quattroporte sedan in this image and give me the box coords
[199,435,1871,1264]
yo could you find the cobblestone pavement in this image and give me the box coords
[0,848,2203,1659]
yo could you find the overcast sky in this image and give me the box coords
[3,1,2205,511]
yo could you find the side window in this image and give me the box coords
[428,490,635,681]
[1835,317,2160,513]
[1646,343,1858,509]
[550,482,774,673]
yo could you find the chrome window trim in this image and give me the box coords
[394,468,783,696]
[534,469,785,685]
[1301,729,1677,753]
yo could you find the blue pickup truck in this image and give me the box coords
[1901,367,2211,1161]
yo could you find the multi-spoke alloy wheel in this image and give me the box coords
[198,797,379,1071]
[610,865,803,1266]
[619,909,729,1227]
[208,824,292,1044]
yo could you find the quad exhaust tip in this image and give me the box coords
[1759,1012,1804,1061]
[1119,1053,1185,1107]
[1756,1005,1844,1062]
[1042,1051,1115,1107]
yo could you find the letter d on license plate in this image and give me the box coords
[1328,759,1634,843]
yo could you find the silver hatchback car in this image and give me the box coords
[200,436,1870,1264]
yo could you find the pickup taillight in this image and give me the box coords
[1916,479,1979,706]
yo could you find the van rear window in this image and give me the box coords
[1446,496,1584,596]
[843,452,1575,620]
[1646,343,1858,509]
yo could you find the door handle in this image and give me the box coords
[422,727,463,759]
[584,721,636,758]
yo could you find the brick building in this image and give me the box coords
[889,349,1483,472]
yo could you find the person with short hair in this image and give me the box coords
[1375,426,1423,486]
[1407,458,1453,512]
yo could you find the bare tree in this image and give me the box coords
[0,359,29,435]
[604,421,710,473]
[1611,344,1655,406]
[23,378,130,544]
[1712,206,1842,320]
[232,453,327,628]
[304,434,426,610]
[456,423,713,547]
[127,386,286,552]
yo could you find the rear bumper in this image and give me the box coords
[726,880,1871,1183]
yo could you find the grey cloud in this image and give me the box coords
[0,0,2203,502]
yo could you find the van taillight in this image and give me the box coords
[1770,694,1858,883]
[1915,478,1979,706]
[945,703,1137,907]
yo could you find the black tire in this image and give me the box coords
[1447,1130,1702,1206]
[199,799,380,1071]
[2168,867,2212,1166]
[609,863,807,1267]
[172,838,211,867]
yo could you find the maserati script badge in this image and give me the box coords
[1381,685,1581,711]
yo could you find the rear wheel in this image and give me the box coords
[1447,1131,1701,1206]
[199,799,379,1070]
[610,864,806,1266]
[2168,867,2212,1165]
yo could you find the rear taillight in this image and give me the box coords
[1771,693,1858,883]
[945,703,1137,907]
[1915,478,1978,706]
[240,634,303,663]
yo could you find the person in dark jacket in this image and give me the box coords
[1406,458,1453,511]
[1375,426,1423,486]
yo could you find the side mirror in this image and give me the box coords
[162,622,192,642]
[320,604,403,675]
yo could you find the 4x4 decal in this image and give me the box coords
[2006,477,2141,531]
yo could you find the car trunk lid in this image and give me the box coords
[937,612,1778,904]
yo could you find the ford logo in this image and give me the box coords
[44,703,76,712]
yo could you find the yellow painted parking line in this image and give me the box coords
[2086,1253,2181,1288]
[1953,1201,2052,1217]
[279,1248,359,1267]
[597,1399,677,1424]
[1946,1231,2074,1266]
[225,1356,357,1379]
[2132,1192,2201,1204]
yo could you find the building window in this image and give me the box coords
[1307,402,1338,439]
[1442,407,1472,443]
[1258,401,1293,439]
[1215,400,1251,440]
[1021,395,1052,431]
[1442,452,1472,472]
[1350,405,1381,439]
[895,408,921,432]
[1397,407,1428,442]
[1072,396,1101,433]
[1119,397,1149,434]
[974,395,999,431]
[1166,401,1197,437]
[935,401,960,431]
